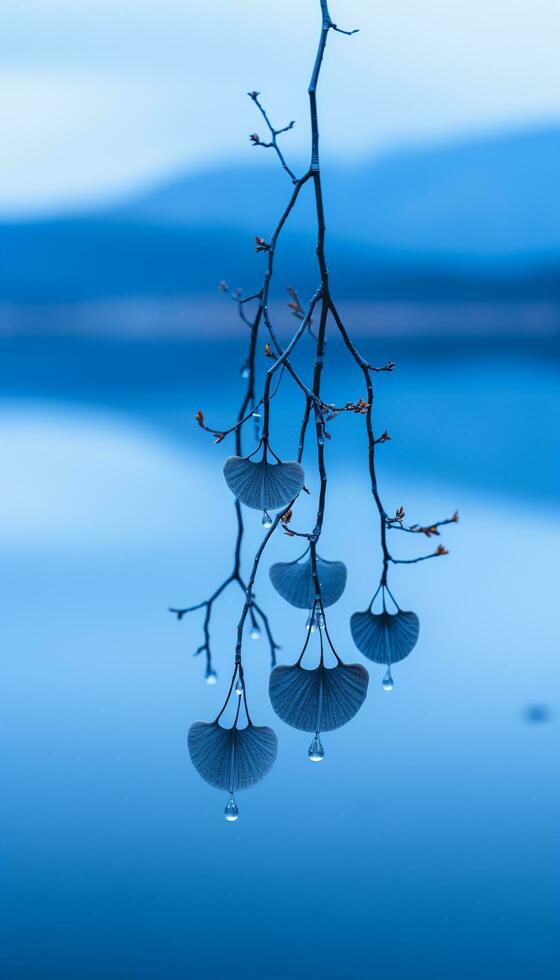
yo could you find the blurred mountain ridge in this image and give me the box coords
[118,123,560,257]
[1,123,560,308]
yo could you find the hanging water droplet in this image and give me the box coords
[308,732,324,762]
[382,670,394,692]
[235,676,244,696]
[250,627,261,640]
[224,794,239,821]
[305,610,316,633]
[205,668,218,686]
[240,364,250,379]
[262,510,273,528]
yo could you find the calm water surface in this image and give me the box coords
[1,337,558,978]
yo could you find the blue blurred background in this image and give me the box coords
[1,2,559,978]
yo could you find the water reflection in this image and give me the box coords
[1,344,559,978]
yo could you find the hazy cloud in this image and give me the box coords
[4,0,560,213]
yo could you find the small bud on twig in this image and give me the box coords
[255,236,271,253]
[287,286,304,320]
[420,526,440,538]
[435,545,449,556]
[376,430,391,444]
[195,410,204,426]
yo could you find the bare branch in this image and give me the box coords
[174,0,458,802]
[248,91,297,181]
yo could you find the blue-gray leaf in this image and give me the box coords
[350,609,419,665]
[269,661,369,733]
[188,721,278,791]
[223,456,305,511]
[269,553,347,609]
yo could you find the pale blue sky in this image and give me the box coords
[3,0,560,214]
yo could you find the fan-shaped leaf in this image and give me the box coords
[269,553,347,609]
[188,721,278,791]
[350,609,419,665]
[269,661,369,733]
[223,456,305,511]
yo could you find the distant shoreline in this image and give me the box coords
[0,297,558,340]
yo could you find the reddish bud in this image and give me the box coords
[421,526,440,538]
